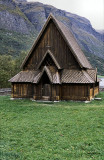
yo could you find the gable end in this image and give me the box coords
[21,14,92,70]
[37,50,61,69]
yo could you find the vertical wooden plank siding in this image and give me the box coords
[32,83,90,101]
[61,84,89,101]
[51,85,61,101]
[12,83,33,98]
[12,82,98,101]
[24,20,80,70]
[94,86,99,96]
[90,88,93,100]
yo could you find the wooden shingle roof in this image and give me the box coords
[21,14,92,69]
[9,68,96,84]
[33,66,61,84]
[86,69,96,81]
[9,66,61,84]
[9,71,40,83]
[35,66,53,83]
[54,18,92,69]
[61,69,95,83]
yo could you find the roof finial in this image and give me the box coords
[48,12,55,19]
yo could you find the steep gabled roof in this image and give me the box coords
[54,18,92,69]
[21,14,92,69]
[37,49,61,69]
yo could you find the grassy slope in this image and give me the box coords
[84,51,104,75]
[98,75,104,78]
[0,29,37,56]
[0,92,104,160]
[0,2,30,22]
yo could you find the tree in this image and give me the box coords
[0,51,27,88]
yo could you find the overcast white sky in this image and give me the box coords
[27,0,104,30]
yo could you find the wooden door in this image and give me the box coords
[42,84,51,100]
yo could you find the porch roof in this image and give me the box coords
[33,66,61,84]
[9,68,96,84]
[61,69,95,83]
[9,66,61,84]
[9,70,40,83]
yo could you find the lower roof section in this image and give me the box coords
[9,67,97,84]
[61,69,95,83]
[9,70,39,83]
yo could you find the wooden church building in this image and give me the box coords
[9,14,99,101]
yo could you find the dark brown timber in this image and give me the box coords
[9,14,99,101]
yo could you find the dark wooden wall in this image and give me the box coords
[90,85,99,100]
[33,84,61,101]
[33,83,90,101]
[12,82,99,101]
[61,84,89,101]
[24,20,80,70]
[12,83,33,98]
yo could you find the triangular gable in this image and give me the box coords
[34,66,53,84]
[21,14,92,69]
[52,71,61,84]
[37,49,61,69]
[33,66,61,84]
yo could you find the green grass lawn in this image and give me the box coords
[0,92,104,160]
[98,75,104,78]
